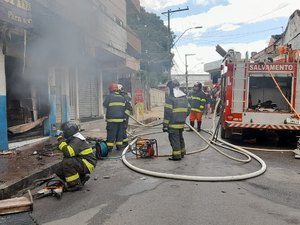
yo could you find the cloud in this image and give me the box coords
[170,0,298,33]
[193,0,217,6]
[216,23,240,31]
[140,0,188,11]
[172,39,269,74]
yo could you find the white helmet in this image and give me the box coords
[117,84,124,92]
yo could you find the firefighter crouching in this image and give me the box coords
[56,121,97,191]
[187,82,207,132]
[103,83,126,151]
[163,80,190,161]
[118,84,133,147]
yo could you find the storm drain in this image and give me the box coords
[0,212,38,225]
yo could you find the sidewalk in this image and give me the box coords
[0,106,163,199]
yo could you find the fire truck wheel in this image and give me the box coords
[221,127,226,139]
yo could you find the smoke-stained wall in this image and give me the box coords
[0,0,140,147]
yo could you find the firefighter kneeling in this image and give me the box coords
[163,80,190,161]
[56,121,97,192]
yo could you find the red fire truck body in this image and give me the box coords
[220,55,300,139]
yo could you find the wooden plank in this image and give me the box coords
[8,116,48,134]
[0,196,33,215]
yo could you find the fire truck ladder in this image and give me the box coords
[232,63,248,116]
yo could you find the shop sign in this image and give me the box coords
[0,0,32,28]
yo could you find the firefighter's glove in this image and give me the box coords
[162,125,169,132]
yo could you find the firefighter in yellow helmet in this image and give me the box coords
[163,80,190,161]
[103,83,126,151]
[56,121,97,191]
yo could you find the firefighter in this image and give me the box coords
[163,79,190,161]
[187,82,207,132]
[56,121,97,191]
[118,84,133,147]
[103,83,126,151]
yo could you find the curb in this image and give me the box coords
[0,117,160,200]
[0,160,60,200]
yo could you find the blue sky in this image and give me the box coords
[140,0,299,74]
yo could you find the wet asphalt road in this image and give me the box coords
[31,119,300,225]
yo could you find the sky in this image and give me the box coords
[139,0,299,75]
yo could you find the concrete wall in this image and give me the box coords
[150,88,165,108]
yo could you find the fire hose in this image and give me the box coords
[121,99,267,181]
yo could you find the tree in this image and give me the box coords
[127,7,174,86]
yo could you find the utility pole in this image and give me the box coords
[162,7,189,80]
[185,53,195,92]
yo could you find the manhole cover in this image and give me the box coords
[0,212,37,225]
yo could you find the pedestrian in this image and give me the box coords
[211,83,220,114]
[118,84,133,147]
[163,79,190,161]
[103,83,126,151]
[187,82,207,131]
[204,86,212,119]
[56,121,97,191]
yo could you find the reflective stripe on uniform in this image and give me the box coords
[116,141,123,146]
[58,142,67,150]
[190,96,201,101]
[82,159,95,173]
[59,141,76,157]
[109,102,125,107]
[173,108,188,113]
[125,109,131,114]
[181,148,186,155]
[169,124,185,129]
[107,142,114,147]
[66,172,80,182]
[191,108,201,112]
[163,119,169,124]
[164,103,173,109]
[79,148,93,156]
[172,150,182,158]
[66,146,76,157]
[106,119,124,122]
[123,138,129,142]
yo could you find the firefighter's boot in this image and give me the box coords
[80,174,90,186]
[187,121,195,132]
[197,121,202,132]
[66,182,83,192]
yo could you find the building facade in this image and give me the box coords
[0,0,141,151]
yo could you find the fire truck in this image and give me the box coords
[219,49,300,140]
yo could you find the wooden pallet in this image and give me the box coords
[0,191,33,215]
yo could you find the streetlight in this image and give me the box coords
[172,26,202,48]
[167,26,202,80]
[185,53,196,92]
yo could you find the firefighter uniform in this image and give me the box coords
[103,83,126,151]
[163,80,190,160]
[56,121,97,191]
[188,83,207,131]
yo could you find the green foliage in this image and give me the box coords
[127,7,174,86]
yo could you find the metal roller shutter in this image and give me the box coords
[78,73,99,118]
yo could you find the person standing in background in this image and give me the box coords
[187,82,207,132]
[204,86,212,119]
[118,84,133,148]
[103,83,126,151]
